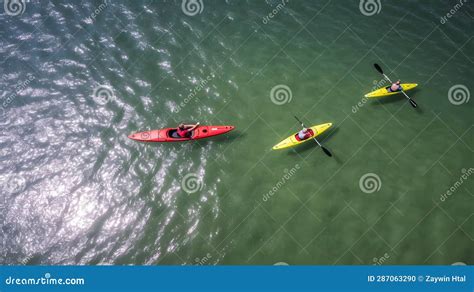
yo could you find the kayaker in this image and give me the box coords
[298,128,310,140]
[389,80,402,92]
[177,122,199,138]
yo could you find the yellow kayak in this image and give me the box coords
[272,123,332,150]
[364,83,418,98]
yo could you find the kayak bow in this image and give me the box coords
[128,125,234,142]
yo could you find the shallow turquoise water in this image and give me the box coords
[0,0,472,265]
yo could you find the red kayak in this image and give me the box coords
[128,125,235,142]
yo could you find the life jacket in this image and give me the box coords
[389,83,402,92]
[296,129,314,141]
[177,127,188,138]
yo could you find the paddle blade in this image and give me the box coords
[322,146,333,157]
[374,63,383,74]
[409,99,418,108]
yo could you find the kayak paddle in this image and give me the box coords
[373,63,417,108]
[293,116,332,157]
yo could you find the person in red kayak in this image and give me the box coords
[177,122,200,138]
[389,80,402,92]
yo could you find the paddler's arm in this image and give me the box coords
[185,122,200,131]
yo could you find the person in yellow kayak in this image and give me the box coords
[177,122,200,138]
[297,127,312,140]
[388,80,402,92]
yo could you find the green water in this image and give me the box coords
[0,0,472,265]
